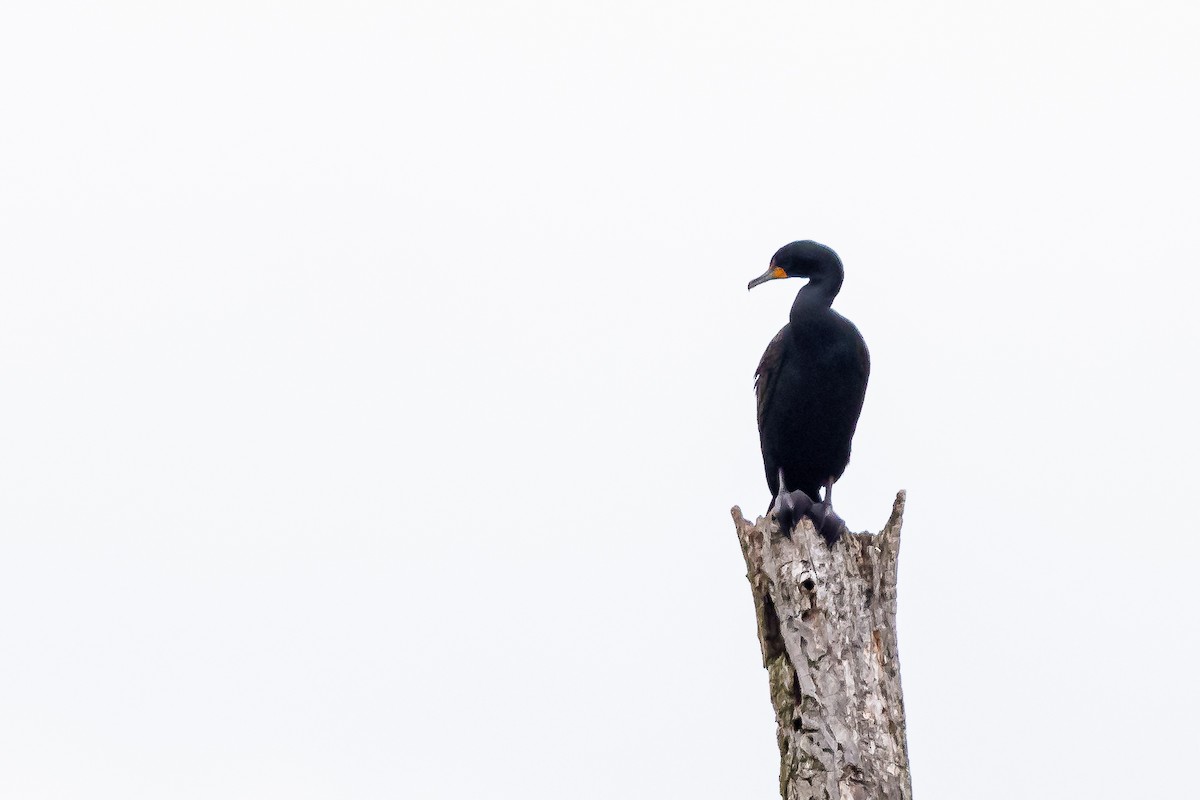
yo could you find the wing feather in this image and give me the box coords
[754,325,789,431]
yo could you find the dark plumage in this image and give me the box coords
[748,241,870,541]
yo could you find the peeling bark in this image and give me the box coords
[732,491,911,800]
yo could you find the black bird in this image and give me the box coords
[748,241,870,543]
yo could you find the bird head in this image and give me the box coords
[747,240,843,290]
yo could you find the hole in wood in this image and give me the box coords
[762,592,785,661]
[791,672,804,731]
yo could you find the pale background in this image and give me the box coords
[2,2,1199,798]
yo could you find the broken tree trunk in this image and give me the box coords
[731,491,911,800]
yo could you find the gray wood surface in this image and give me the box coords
[732,492,911,800]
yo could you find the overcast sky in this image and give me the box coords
[3,1,1199,798]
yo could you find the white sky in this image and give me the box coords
[2,1,1199,798]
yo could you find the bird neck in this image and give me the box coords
[791,271,843,316]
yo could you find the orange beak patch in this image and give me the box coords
[772,266,787,279]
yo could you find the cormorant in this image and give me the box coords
[747,241,870,543]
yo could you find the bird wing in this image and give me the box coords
[856,329,871,384]
[754,325,789,430]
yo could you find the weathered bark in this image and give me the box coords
[732,491,910,800]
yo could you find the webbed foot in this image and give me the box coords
[808,502,846,545]
[773,486,815,537]
[770,470,845,544]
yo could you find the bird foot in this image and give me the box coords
[808,502,846,545]
[772,488,813,538]
[772,491,845,545]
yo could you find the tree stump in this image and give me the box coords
[731,491,911,800]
